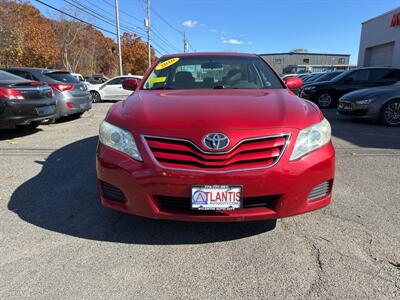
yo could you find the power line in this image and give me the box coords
[34,0,116,35]
[78,0,174,54]
[100,0,143,23]
[74,0,145,30]
[65,0,147,39]
[151,7,182,35]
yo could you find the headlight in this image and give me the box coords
[290,118,331,161]
[99,121,142,161]
[303,86,316,91]
[355,98,375,105]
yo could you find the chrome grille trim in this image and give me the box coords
[141,133,291,173]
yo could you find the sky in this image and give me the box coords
[32,0,400,64]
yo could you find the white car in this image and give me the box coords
[89,75,143,102]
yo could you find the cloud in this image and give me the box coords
[247,41,253,45]
[182,20,198,28]
[209,28,218,33]
[222,38,243,45]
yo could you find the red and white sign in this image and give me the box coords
[390,12,400,27]
[191,185,242,210]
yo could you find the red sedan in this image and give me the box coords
[96,52,335,222]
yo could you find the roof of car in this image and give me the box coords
[161,52,257,59]
[4,67,69,73]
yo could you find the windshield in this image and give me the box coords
[315,72,343,82]
[330,70,351,82]
[142,55,283,90]
[0,70,28,82]
[45,71,80,83]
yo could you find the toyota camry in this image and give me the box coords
[96,52,335,222]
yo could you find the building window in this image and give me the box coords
[274,58,282,64]
[338,58,345,64]
[303,58,310,64]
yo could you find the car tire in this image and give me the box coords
[380,99,400,127]
[90,91,101,103]
[315,91,333,108]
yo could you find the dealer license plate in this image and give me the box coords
[191,185,242,210]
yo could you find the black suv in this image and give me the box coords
[299,67,400,108]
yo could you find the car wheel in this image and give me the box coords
[90,91,101,103]
[380,99,400,126]
[316,92,333,108]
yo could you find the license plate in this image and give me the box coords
[36,105,55,116]
[191,185,242,210]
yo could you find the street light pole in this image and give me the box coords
[115,0,123,76]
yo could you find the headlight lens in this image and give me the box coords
[99,121,142,161]
[355,98,375,105]
[290,118,331,160]
[303,86,316,91]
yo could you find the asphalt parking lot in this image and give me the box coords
[0,103,399,299]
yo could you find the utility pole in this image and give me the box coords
[145,0,151,68]
[183,32,188,53]
[114,0,123,76]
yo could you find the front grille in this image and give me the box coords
[145,135,288,171]
[155,195,280,213]
[307,181,332,202]
[101,181,126,202]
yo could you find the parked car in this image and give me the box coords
[302,72,326,83]
[96,52,334,223]
[0,70,56,129]
[71,73,85,82]
[300,67,400,108]
[338,81,400,126]
[85,74,109,85]
[313,71,343,83]
[2,68,92,119]
[89,75,143,102]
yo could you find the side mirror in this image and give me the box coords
[284,77,302,90]
[122,78,138,91]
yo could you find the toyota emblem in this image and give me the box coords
[202,133,230,150]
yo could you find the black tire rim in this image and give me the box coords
[384,102,400,125]
[317,93,332,108]
[91,92,101,103]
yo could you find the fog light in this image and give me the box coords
[308,181,331,202]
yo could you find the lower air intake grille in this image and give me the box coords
[308,181,331,202]
[101,181,126,202]
[155,195,280,212]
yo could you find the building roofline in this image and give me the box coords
[259,52,350,57]
[362,6,400,24]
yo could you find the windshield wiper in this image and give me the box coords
[149,86,174,90]
[213,85,240,89]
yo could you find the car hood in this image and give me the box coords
[341,84,400,100]
[109,89,322,132]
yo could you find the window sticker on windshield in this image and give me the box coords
[149,77,167,83]
[155,58,180,70]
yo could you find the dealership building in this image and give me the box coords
[358,7,400,67]
[260,52,352,75]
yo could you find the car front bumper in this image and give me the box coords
[337,100,379,119]
[0,98,56,129]
[96,133,335,222]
